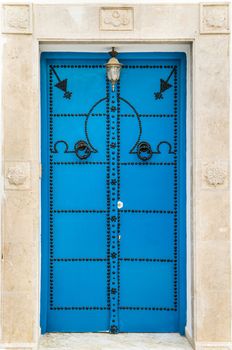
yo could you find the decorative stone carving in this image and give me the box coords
[7,167,27,186]
[202,161,228,189]
[2,4,32,34]
[100,7,134,31]
[200,4,230,34]
[5,162,31,190]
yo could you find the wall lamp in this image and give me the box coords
[106,47,122,91]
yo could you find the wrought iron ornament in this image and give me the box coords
[52,97,108,159]
[51,65,175,161]
[53,140,91,160]
[51,66,72,99]
[154,67,175,99]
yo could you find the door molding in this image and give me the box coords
[40,42,193,337]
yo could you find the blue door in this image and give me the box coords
[41,52,186,334]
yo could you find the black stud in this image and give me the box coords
[110,325,118,334]
[111,216,117,222]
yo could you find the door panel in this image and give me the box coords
[53,213,107,257]
[53,262,108,305]
[120,166,174,209]
[53,165,106,209]
[41,52,186,334]
[120,213,174,258]
[120,261,174,306]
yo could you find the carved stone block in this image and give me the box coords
[100,7,134,31]
[200,3,230,34]
[5,162,31,190]
[2,4,32,34]
[202,161,228,189]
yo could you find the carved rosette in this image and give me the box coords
[200,4,230,34]
[202,162,228,189]
[2,4,32,34]
[5,162,31,190]
[100,7,134,31]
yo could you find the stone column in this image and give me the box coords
[194,4,231,349]
[1,4,39,348]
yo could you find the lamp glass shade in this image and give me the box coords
[106,57,122,90]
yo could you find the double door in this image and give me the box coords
[41,52,186,334]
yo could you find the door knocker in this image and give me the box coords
[137,141,153,161]
[74,140,91,160]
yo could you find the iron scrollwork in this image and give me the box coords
[155,141,175,155]
[120,97,174,161]
[52,70,176,161]
[52,97,107,160]
[119,97,143,157]
[137,141,174,161]
[51,66,72,100]
[53,140,92,160]
[154,67,175,100]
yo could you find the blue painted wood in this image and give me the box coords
[41,52,186,334]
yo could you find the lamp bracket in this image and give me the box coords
[109,47,118,58]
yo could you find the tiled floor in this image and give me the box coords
[39,333,193,350]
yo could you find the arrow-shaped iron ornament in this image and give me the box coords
[154,67,175,100]
[51,66,72,100]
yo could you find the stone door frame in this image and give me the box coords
[1,3,231,350]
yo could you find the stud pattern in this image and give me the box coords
[51,113,174,118]
[106,78,111,310]
[53,162,109,165]
[45,62,182,329]
[117,84,121,315]
[51,306,109,310]
[119,307,176,311]
[49,67,54,309]
[121,162,176,166]
[173,66,178,310]
[108,78,119,334]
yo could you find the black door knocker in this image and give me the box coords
[74,140,91,160]
[137,141,153,161]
